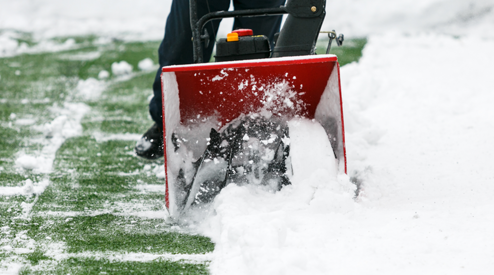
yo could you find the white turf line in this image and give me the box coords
[92,132,142,143]
[39,210,168,219]
[47,251,213,264]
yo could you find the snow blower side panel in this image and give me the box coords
[161,55,346,216]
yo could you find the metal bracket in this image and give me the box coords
[201,29,210,49]
[321,30,344,54]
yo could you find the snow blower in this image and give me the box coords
[161,0,347,217]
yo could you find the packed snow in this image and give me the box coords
[198,32,494,275]
[98,70,110,79]
[74,78,106,101]
[111,61,133,76]
[3,103,90,196]
[2,0,494,274]
[138,58,156,71]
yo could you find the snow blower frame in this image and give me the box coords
[161,0,347,217]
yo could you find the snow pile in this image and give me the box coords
[0,179,50,196]
[138,58,156,71]
[200,119,354,274]
[58,51,101,61]
[0,0,169,40]
[14,118,36,126]
[2,0,494,273]
[13,102,90,175]
[341,33,494,175]
[0,31,77,58]
[326,0,494,38]
[15,155,39,170]
[199,32,494,274]
[92,132,141,143]
[98,70,110,79]
[74,78,106,101]
[1,0,493,49]
[153,164,166,179]
[111,61,133,76]
[42,103,89,141]
[0,32,19,56]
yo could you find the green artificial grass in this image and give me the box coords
[25,214,213,254]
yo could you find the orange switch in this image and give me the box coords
[226,32,239,42]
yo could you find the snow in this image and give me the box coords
[74,78,106,101]
[2,0,494,274]
[111,61,133,76]
[13,118,36,126]
[287,119,338,182]
[198,119,354,275]
[138,58,155,71]
[0,32,77,58]
[45,251,212,264]
[135,184,164,193]
[98,70,110,79]
[1,0,493,45]
[14,155,39,170]
[0,179,50,197]
[92,132,142,142]
[261,80,306,114]
[0,0,169,40]
[58,51,101,61]
[198,32,494,275]
[134,137,152,151]
[11,102,89,174]
[327,0,494,38]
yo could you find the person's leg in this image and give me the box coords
[149,0,230,126]
[138,0,230,159]
[232,0,286,48]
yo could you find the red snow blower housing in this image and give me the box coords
[161,0,347,217]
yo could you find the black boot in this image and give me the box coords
[135,123,164,160]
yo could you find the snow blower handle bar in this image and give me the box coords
[190,0,326,63]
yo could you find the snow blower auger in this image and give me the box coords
[161,0,347,217]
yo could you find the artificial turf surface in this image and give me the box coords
[0,34,365,274]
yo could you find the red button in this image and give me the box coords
[232,29,253,37]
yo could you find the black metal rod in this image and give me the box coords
[190,0,201,63]
[191,3,288,63]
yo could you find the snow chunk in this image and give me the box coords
[0,179,50,196]
[74,77,106,101]
[0,31,77,58]
[92,132,141,142]
[111,61,133,76]
[138,58,155,71]
[15,155,39,170]
[98,70,109,79]
[0,33,18,56]
[14,118,36,126]
[58,51,101,61]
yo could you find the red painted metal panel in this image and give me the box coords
[162,55,338,73]
[163,57,337,128]
[169,59,336,126]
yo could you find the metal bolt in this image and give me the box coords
[311,6,317,12]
